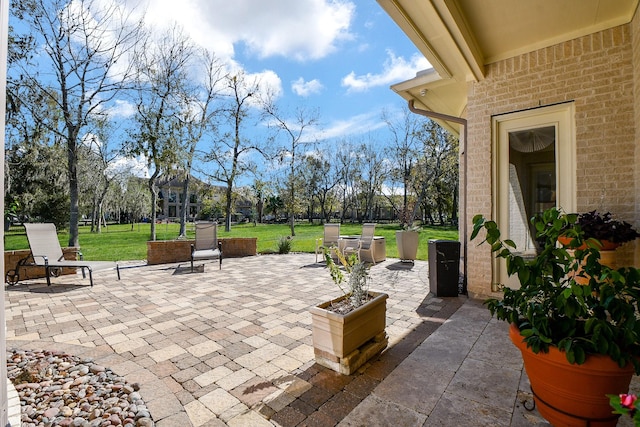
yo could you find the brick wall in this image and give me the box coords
[4,248,82,283]
[633,9,640,265]
[465,24,638,297]
[146,238,257,265]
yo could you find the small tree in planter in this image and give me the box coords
[471,207,640,426]
[324,250,371,313]
[309,248,388,375]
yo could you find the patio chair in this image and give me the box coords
[315,223,340,262]
[344,223,376,265]
[191,222,222,272]
[23,223,120,287]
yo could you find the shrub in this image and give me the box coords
[277,236,292,254]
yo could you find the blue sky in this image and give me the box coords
[124,0,430,143]
[10,1,432,182]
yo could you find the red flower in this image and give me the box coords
[620,394,637,409]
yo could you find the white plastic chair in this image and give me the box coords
[357,223,377,265]
[315,223,340,262]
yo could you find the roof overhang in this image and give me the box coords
[378,0,640,132]
[390,68,467,134]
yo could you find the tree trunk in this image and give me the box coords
[148,175,158,241]
[67,136,80,247]
[289,214,295,236]
[257,198,263,223]
[95,179,110,234]
[225,182,233,232]
[178,175,190,238]
[90,194,98,233]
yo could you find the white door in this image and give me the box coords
[492,103,576,288]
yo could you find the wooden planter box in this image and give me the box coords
[310,291,388,375]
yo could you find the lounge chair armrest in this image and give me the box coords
[32,254,49,265]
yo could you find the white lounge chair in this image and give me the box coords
[23,223,120,287]
[191,222,222,272]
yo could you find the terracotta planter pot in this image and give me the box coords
[565,247,619,285]
[509,323,634,427]
[396,230,419,261]
[558,236,621,251]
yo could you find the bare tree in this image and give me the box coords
[174,50,225,238]
[122,175,151,229]
[128,26,195,241]
[413,120,459,225]
[13,0,143,246]
[200,71,264,232]
[262,101,319,236]
[335,139,360,222]
[301,149,340,223]
[251,179,268,224]
[78,116,123,233]
[382,109,421,227]
[355,139,388,221]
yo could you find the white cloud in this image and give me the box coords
[221,68,283,107]
[291,78,323,97]
[252,69,283,99]
[341,50,431,92]
[108,156,149,179]
[314,111,387,140]
[130,0,355,63]
[110,99,137,118]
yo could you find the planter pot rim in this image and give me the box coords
[557,236,621,251]
[310,291,388,322]
[509,323,634,372]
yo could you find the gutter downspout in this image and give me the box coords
[408,100,468,295]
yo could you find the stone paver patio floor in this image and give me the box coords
[6,254,463,426]
[10,253,634,426]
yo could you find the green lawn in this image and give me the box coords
[4,221,459,262]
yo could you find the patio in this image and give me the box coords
[6,253,629,427]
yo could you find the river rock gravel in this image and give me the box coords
[7,349,154,427]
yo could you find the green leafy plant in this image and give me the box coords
[324,247,370,311]
[471,207,640,373]
[4,196,19,221]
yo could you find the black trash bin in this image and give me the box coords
[428,240,460,297]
